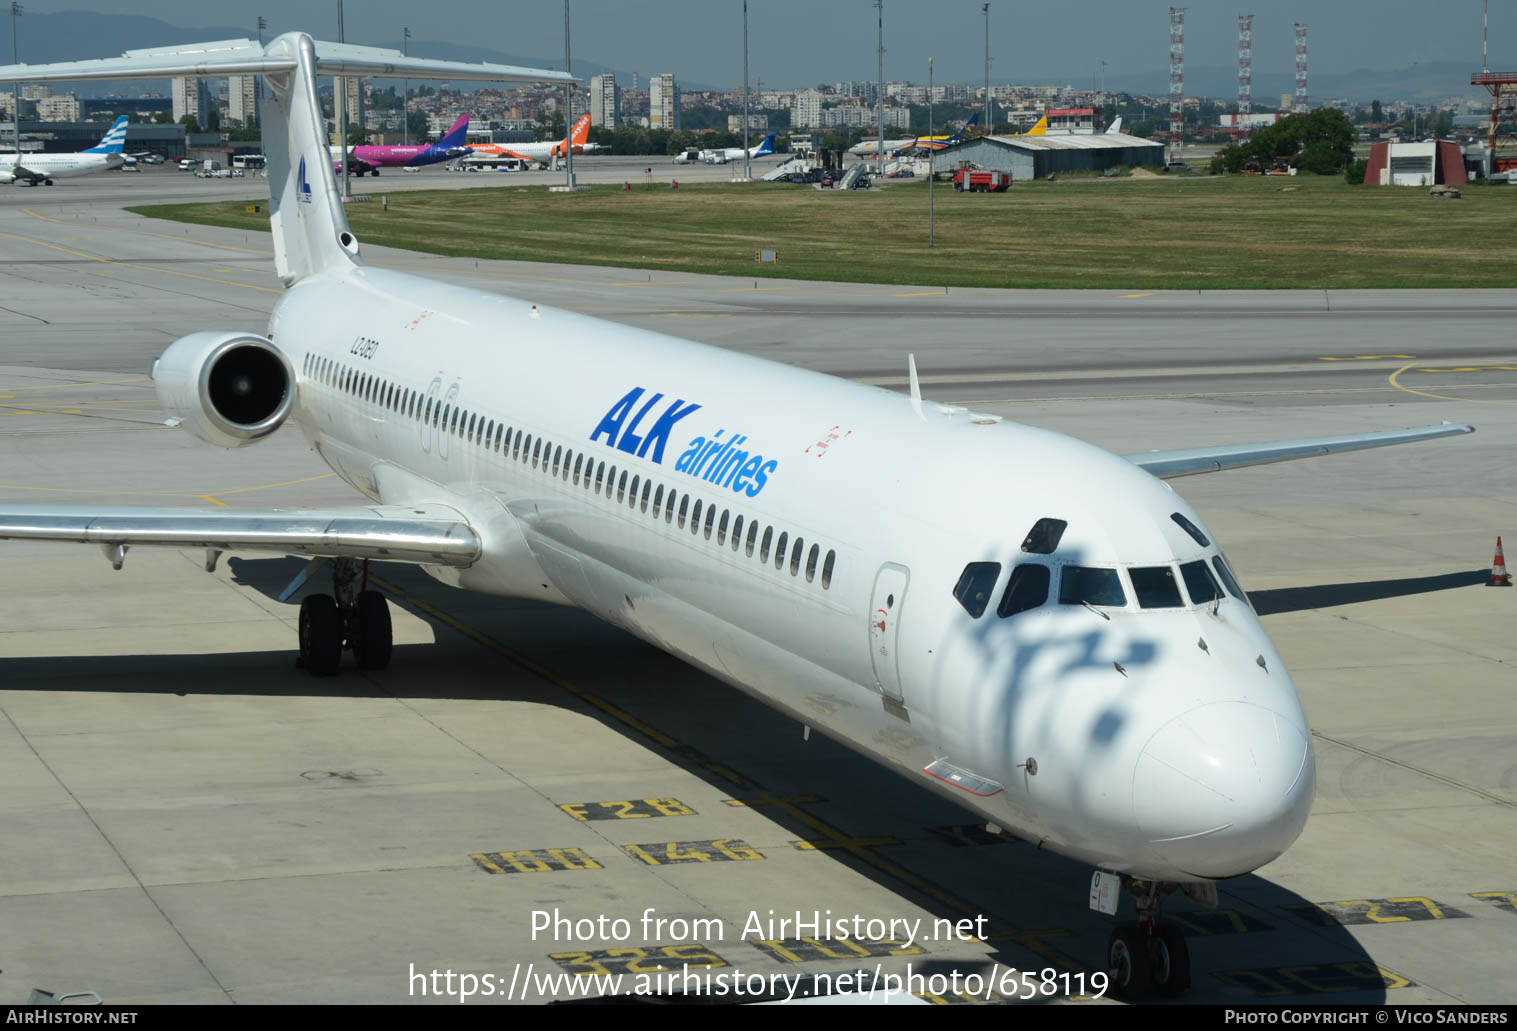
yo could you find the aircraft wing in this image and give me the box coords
[1125,422,1473,479]
[0,503,480,566]
[9,162,42,180]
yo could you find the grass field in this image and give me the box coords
[129,174,1516,290]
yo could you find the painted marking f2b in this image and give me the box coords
[559,798,697,822]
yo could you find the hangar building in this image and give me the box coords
[927,132,1165,180]
[1362,140,1466,187]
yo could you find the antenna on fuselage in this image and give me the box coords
[907,353,923,418]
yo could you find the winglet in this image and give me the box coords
[908,353,923,418]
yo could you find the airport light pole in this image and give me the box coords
[563,0,574,188]
[10,2,20,162]
[402,27,410,148]
[256,15,266,46]
[928,56,934,248]
[874,0,883,176]
[982,3,990,131]
[742,0,750,181]
[336,0,349,198]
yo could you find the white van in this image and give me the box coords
[178,158,197,171]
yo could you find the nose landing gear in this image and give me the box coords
[1101,877,1197,999]
[295,558,393,676]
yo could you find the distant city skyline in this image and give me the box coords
[28,1,1516,94]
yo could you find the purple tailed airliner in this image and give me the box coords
[328,113,472,176]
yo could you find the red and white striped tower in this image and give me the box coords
[1237,14,1253,140]
[1294,22,1309,112]
[1169,6,1185,163]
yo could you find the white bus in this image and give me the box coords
[232,154,266,170]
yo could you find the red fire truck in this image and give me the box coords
[952,167,1012,192]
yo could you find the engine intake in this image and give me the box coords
[152,331,295,449]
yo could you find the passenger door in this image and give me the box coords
[868,563,910,704]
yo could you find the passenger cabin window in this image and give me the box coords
[1021,517,1068,555]
[1171,513,1210,548]
[953,562,1001,618]
[806,544,819,582]
[774,532,788,569]
[1129,565,1183,609]
[1179,560,1223,604]
[998,563,1050,618]
[1059,566,1126,608]
[821,550,836,590]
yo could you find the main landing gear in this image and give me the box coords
[1099,876,1200,1000]
[296,557,392,676]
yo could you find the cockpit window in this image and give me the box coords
[998,563,1050,618]
[1058,566,1126,607]
[1179,559,1224,604]
[952,562,1001,618]
[1171,512,1210,548]
[1129,566,1183,608]
[1212,554,1250,605]
[1021,517,1068,555]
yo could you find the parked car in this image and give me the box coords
[1164,161,1192,173]
[849,174,872,190]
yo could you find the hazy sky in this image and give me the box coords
[42,2,1513,88]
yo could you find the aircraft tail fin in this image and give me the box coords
[1105,116,1123,134]
[83,115,129,154]
[435,113,470,150]
[946,112,980,145]
[570,113,590,147]
[1027,115,1047,136]
[0,35,571,285]
[754,132,776,156]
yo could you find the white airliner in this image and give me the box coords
[0,114,128,185]
[0,35,1475,1000]
[690,132,776,165]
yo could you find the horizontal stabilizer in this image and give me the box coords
[1126,422,1474,479]
[0,37,574,86]
[0,503,480,566]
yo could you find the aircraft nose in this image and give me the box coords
[1132,701,1314,879]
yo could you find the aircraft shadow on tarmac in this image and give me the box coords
[3,555,1398,1005]
[1249,570,1490,616]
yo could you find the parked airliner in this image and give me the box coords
[0,35,1474,1000]
[848,113,979,158]
[330,112,472,176]
[460,113,597,168]
[1,115,128,185]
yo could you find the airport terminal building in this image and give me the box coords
[928,132,1165,180]
[4,121,192,159]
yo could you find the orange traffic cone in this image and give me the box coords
[1489,536,1512,587]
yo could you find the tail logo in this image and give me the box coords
[296,156,313,204]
